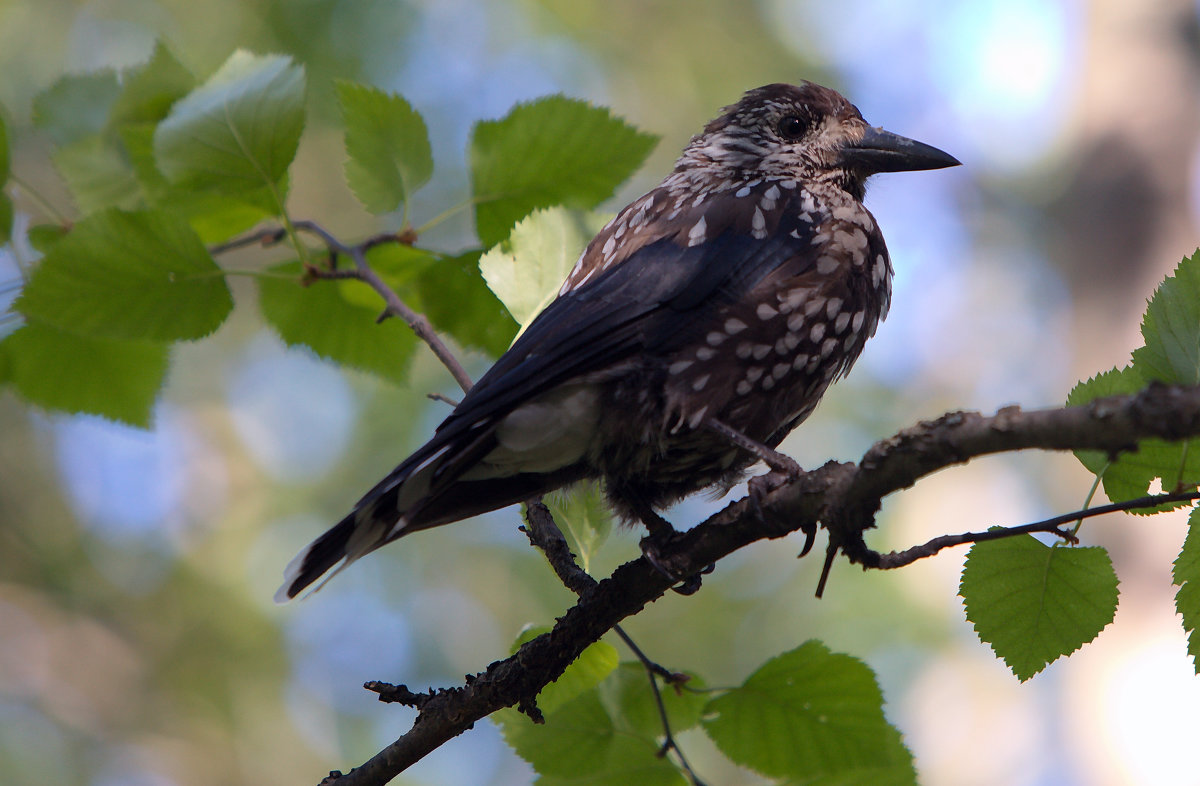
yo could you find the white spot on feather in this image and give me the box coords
[751,207,767,238]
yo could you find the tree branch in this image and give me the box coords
[324,382,1200,785]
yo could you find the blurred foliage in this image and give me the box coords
[1,2,1199,786]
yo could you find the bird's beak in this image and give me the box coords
[843,126,961,173]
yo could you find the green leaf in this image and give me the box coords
[545,481,613,573]
[412,250,518,357]
[369,246,518,358]
[960,535,1119,681]
[337,81,432,215]
[1132,249,1200,385]
[16,208,232,342]
[257,261,419,383]
[27,223,69,253]
[0,319,168,427]
[52,135,141,213]
[33,70,122,146]
[469,95,657,246]
[1174,508,1200,673]
[509,626,619,715]
[1066,364,1200,508]
[1066,365,1145,474]
[108,42,195,128]
[702,641,915,783]
[600,662,706,739]
[0,193,12,246]
[479,207,610,329]
[498,689,685,785]
[120,122,270,243]
[154,50,305,209]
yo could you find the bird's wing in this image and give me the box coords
[360,186,822,517]
[275,186,822,600]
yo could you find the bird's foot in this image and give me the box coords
[707,418,802,478]
[639,526,714,595]
[747,468,816,557]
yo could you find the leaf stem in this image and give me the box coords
[8,174,70,226]
[1072,470,1105,537]
[413,195,481,237]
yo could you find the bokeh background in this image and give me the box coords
[2,0,1200,784]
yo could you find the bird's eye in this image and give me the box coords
[777,115,808,140]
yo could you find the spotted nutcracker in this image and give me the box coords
[276,81,959,601]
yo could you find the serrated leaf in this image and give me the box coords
[0,193,12,246]
[369,246,518,358]
[52,135,141,213]
[412,251,518,357]
[469,95,656,246]
[33,70,122,146]
[0,319,168,427]
[600,662,706,739]
[498,689,685,785]
[960,535,1118,681]
[1132,249,1200,385]
[545,480,613,572]
[1066,364,1200,508]
[120,122,270,243]
[1174,508,1200,673]
[154,51,304,209]
[108,42,195,128]
[16,208,232,341]
[702,641,915,783]
[509,626,619,715]
[337,81,432,215]
[257,261,418,383]
[479,207,609,329]
[1066,365,1145,474]
[123,124,269,241]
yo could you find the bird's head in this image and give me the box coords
[678,82,959,200]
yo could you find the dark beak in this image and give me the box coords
[843,126,961,173]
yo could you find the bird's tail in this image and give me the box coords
[274,511,358,602]
[273,495,404,603]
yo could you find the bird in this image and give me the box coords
[275,81,959,602]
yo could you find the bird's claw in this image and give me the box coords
[747,469,816,556]
[640,531,714,594]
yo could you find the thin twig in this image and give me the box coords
[611,628,706,785]
[523,502,704,782]
[872,489,1200,569]
[522,501,597,595]
[290,220,476,393]
[208,226,286,255]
